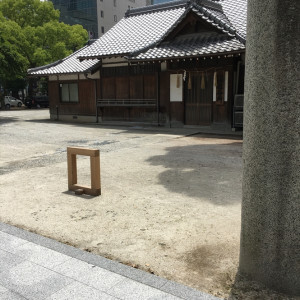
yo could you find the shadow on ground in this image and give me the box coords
[0,116,20,125]
[227,274,298,300]
[147,142,242,205]
[62,191,99,200]
[25,118,243,139]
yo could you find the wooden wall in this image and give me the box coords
[78,80,96,115]
[212,66,234,125]
[48,81,59,116]
[47,56,241,128]
[159,63,236,126]
[101,74,156,100]
[48,80,97,116]
[100,73,157,122]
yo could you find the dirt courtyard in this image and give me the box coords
[0,109,243,298]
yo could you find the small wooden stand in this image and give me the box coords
[67,147,101,196]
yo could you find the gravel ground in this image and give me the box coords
[0,109,245,298]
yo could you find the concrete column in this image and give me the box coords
[240,0,300,296]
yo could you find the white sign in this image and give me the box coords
[170,74,183,102]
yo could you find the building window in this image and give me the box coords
[100,10,104,17]
[101,26,105,33]
[113,0,117,7]
[60,83,79,103]
[114,15,117,22]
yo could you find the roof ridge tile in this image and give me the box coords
[126,0,189,17]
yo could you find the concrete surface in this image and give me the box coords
[240,0,300,296]
[0,221,220,300]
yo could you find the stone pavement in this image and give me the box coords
[0,222,220,300]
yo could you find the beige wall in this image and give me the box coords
[97,0,149,37]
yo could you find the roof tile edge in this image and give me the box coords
[125,0,222,18]
[125,0,189,17]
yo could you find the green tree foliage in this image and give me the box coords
[0,0,59,28]
[0,0,88,84]
[0,12,28,102]
[29,22,88,66]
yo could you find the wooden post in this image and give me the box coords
[67,153,77,189]
[67,147,101,196]
[90,155,100,193]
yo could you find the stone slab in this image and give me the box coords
[107,278,182,300]
[0,260,74,300]
[46,281,117,300]
[53,258,125,292]
[10,241,72,269]
[0,223,85,258]
[0,290,27,300]
[0,231,28,253]
[0,284,8,293]
[0,222,222,299]
[0,249,26,274]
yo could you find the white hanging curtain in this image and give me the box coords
[213,72,217,102]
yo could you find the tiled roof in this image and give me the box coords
[133,32,245,60]
[192,3,235,37]
[221,0,247,41]
[77,2,187,60]
[28,0,247,76]
[28,45,100,76]
[78,0,247,61]
[128,0,246,61]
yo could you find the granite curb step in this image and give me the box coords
[0,222,220,300]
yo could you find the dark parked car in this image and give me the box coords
[25,95,49,108]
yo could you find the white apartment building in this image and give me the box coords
[97,0,150,37]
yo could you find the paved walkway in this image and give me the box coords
[0,222,220,300]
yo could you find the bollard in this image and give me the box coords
[67,147,101,196]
